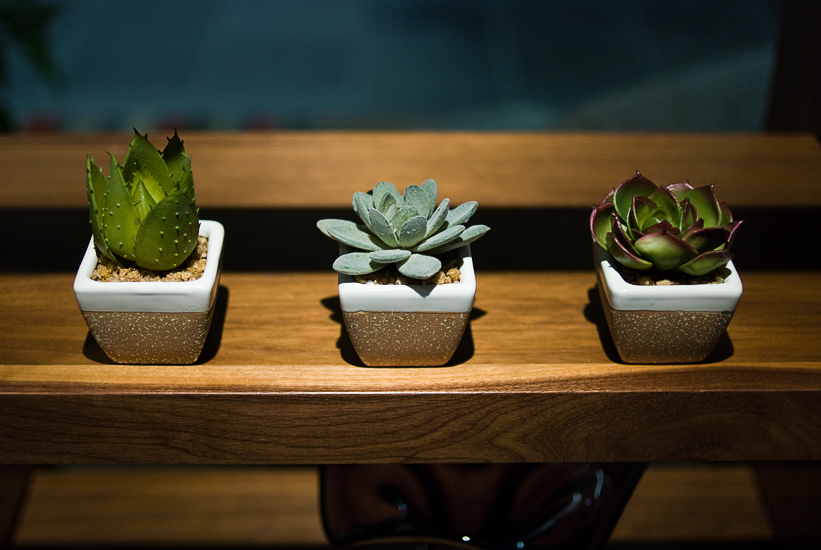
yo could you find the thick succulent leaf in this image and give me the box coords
[421,179,438,205]
[167,155,195,202]
[353,192,375,232]
[446,201,478,227]
[634,230,699,271]
[723,220,743,250]
[610,213,641,257]
[414,224,465,252]
[373,182,401,211]
[425,197,450,237]
[318,218,361,239]
[606,233,653,271]
[613,171,657,222]
[665,182,695,202]
[425,224,489,255]
[678,218,704,241]
[590,202,615,248]
[649,186,681,226]
[642,219,680,236]
[397,253,442,279]
[86,157,114,261]
[376,191,398,214]
[368,208,399,247]
[134,194,198,270]
[122,130,173,197]
[131,178,157,221]
[718,202,733,225]
[677,250,734,277]
[685,184,721,228]
[369,249,411,263]
[397,215,428,247]
[599,187,615,205]
[631,196,657,230]
[160,129,187,186]
[385,204,398,222]
[103,152,141,261]
[389,205,421,233]
[333,252,382,275]
[403,184,435,218]
[326,223,386,252]
[680,199,699,229]
[680,226,731,254]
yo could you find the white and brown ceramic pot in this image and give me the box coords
[73,220,224,364]
[594,245,743,364]
[339,246,475,367]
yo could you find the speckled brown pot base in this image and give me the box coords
[343,310,470,366]
[82,307,214,364]
[596,279,733,364]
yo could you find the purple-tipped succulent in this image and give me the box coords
[590,171,742,276]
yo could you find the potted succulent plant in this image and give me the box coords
[73,130,224,364]
[590,171,743,363]
[318,180,489,366]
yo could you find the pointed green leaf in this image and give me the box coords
[719,202,733,225]
[368,208,399,247]
[446,201,478,227]
[132,178,158,221]
[103,152,141,261]
[86,156,114,261]
[134,194,198,270]
[397,215,428,247]
[665,182,695,202]
[632,196,656,230]
[634,230,699,271]
[677,250,734,276]
[122,129,174,196]
[415,224,465,252]
[681,199,698,229]
[606,233,653,271]
[161,129,187,185]
[613,172,657,222]
[649,185,681,227]
[376,191,398,214]
[403,184,434,218]
[369,249,411,263]
[397,253,442,279]
[333,252,383,275]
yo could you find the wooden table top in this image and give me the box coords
[1,132,820,464]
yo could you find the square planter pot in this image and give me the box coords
[339,245,475,367]
[73,220,225,365]
[594,244,742,364]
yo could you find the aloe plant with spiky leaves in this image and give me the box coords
[318,180,490,279]
[86,129,199,271]
[590,171,742,277]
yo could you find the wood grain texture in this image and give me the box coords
[1,272,820,463]
[1,132,820,208]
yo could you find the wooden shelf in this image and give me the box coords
[1,132,820,466]
[1,270,820,464]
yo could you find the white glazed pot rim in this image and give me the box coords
[338,245,476,313]
[594,243,742,312]
[73,220,224,313]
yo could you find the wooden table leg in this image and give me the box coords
[0,466,32,548]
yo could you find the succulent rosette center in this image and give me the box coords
[590,171,742,277]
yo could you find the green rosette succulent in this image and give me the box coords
[86,129,199,271]
[318,180,490,279]
[590,171,742,276]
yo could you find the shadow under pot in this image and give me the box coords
[73,220,225,365]
[594,244,742,364]
[339,245,475,367]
